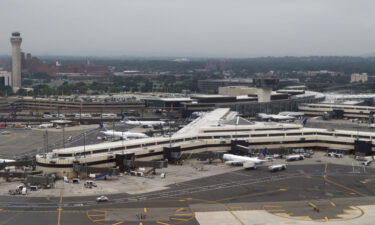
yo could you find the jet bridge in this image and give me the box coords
[163,146,182,163]
[116,153,167,173]
[180,151,225,163]
[230,140,250,155]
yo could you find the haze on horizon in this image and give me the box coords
[0,0,374,58]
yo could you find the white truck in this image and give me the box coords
[362,160,372,166]
[268,164,287,172]
[355,156,373,161]
[285,154,304,161]
[243,161,257,170]
[9,184,27,195]
[327,152,343,158]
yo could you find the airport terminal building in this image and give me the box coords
[36,108,375,177]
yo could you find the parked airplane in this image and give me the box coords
[119,113,166,128]
[257,113,296,121]
[222,154,266,168]
[100,129,148,139]
[1,131,11,135]
[99,121,148,139]
[38,123,54,129]
[123,120,166,128]
[0,159,15,163]
[278,111,304,117]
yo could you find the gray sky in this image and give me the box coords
[0,0,374,57]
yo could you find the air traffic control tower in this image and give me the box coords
[253,78,279,102]
[10,32,22,92]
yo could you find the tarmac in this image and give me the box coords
[0,122,137,157]
[0,153,375,224]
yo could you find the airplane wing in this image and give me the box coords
[271,115,294,120]
[123,137,129,141]
[257,113,268,118]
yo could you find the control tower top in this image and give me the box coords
[11,32,21,37]
[253,77,279,89]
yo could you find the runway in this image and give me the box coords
[0,163,375,224]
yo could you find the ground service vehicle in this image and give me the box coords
[269,164,287,172]
[96,196,109,202]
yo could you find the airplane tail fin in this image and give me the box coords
[99,121,106,130]
[302,118,308,127]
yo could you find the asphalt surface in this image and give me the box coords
[0,122,136,157]
[0,163,375,224]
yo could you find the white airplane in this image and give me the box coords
[123,120,166,128]
[257,113,296,121]
[278,111,304,117]
[38,123,54,129]
[222,154,266,168]
[100,129,148,139]
[0,159,15,163]
[1,131,11,135]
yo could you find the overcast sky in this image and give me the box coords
[0,0,374,57]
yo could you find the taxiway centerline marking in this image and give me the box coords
[112,221,124,225]
[175,208,185,213]
[156,221,170,225]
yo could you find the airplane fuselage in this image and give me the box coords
[223,154,265,165]
[101,130,148,139]
[124,121,166,127]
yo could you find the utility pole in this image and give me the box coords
[44,130,49,153]
[112,120,115,137]
[122,130,124,154]
[62,125,65,148]
[82,132,87,160]
[235,115,239,141]
[169,120,172,148]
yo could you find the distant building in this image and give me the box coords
[306,70,340,76]
[0,71,11,87]
[198,79,253,93]
[351,73,368,83]
[20,52,113,78]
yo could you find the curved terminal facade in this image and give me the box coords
[36,108,375,177]
[299,103,375,119]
